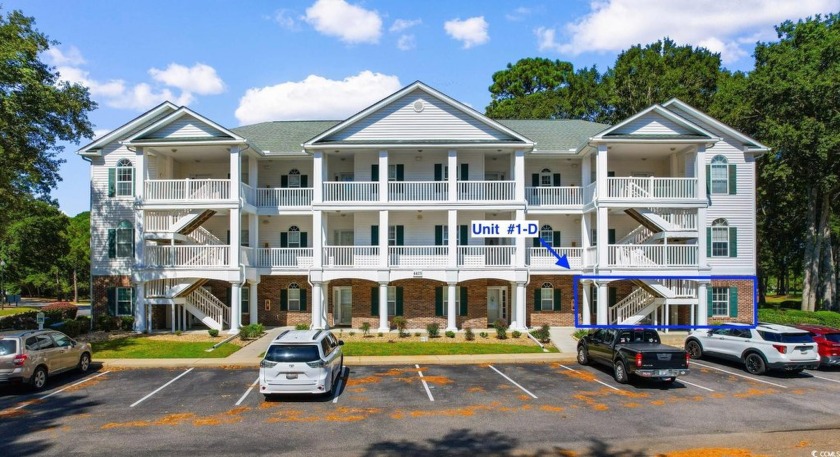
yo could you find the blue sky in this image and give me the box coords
[5,0,839,216]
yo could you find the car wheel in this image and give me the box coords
[686,340,703,359]
[744,353,767,375]
[577,346,590,365]
[30,366,48,391]
[78,352,91,373]
[613,360,629,384]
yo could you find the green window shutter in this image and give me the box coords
[434,164,443,181]
[301,175,308,187]
[729,287,738,317]
[434,226,443,246]
[108,229,116,258]
[371,225,378,246]
[533,288,540,311]
[707,290,714,317]
[280,289,288,311]
[371,164,379,181]
[395,287,404,316]
[396,226,404,246]
[280,175,288,188]
[459,163,469,181]
[434,287,443,316]
[608,229,616,245]
[728,164,737,195]
[706,228,712,257]
[607,171,615,177]
[300,290,307,312]
[609,287,617,307]
[553,289,562,311]
[459,287,468,316]
[107,287,116,316]
[532,236,540,248]
[552,231,561,247]
[706,165,711,195]
[729,227,737,257]
[459,225,468,245]
[396,164,405,181]
[300,232,308,248]
[371,287,379,316]
[280,232,288,248]
[108,168,116,197]
[226,231,231,244]
[553,174,561,186]
[531,174,539,186]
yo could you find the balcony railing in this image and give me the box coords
[255,188,314,207]
[389,246,448,267]
[527,247,583,269]
[388,181,448,202]
[145,179,230,201]
[252,248,314,268]
[323,246,380,267]
[457,246,515,267]
[607,177,697,200]
[608,244,698,267]
[145,245,230,267]
[458,181,515,201]
[525,187,583,206]
[323,182,378,202]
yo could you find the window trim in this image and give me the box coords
[540,225,553,246]
[287,169,301,188]
[539,168,552,187]
[711,219,729,257]
[114,287,134,317]
[387,286,397,316]
[287,226,301,248]
[288,283,301,311]
[116,158,134,197]
[711,287,729,317]
[116,220,134,258]
[710,155,729,195]
[540,283,554,311]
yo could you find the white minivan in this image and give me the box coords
[259,329,344,398]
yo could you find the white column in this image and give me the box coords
[446,282,457,331]
[313,151,324,203]
[581,213,592,267]
[248,154,258,188]
[515,209,526,267]
[596,145,608,199]
[596,281,609,325]
[448,149,458,202]
[249,213,258,253]
[133,282,146,333]
[513,150,525,201]
[229,208,240,267]
[697,281,709,326]
[311,282,325,329]
[171,303,176,333]
[312,211,323,268]
[134,147,146,267]
[447,210,457,267]
[378,150,388,202]
[229,146,241,201]
[581,153,591,187]
[378,210,389,268]
[695,145,706,197]
[581,280,591,325]
[228,282,241,334]
[597,207,609,267]
[378,282,389,332]
[511,282,527,330]
[134,147,146,198]
[698,206,708,268]
[249,280,259,325]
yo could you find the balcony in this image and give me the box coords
[323,182,379,202]
[321,180,516,204]
[323,246,380,267]
[144,245,230,268]
[389,246,448,267]
[607,244,698,268]
[145,179,231,202]
[527,247,583,269]
[525,186,583,207]
[458,246,515,267]
[606,177,697,201]
[458,181,515,201]
[388,181,448,202]
[247,248,314,268]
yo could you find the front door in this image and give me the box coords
[333,287,353,326]
[487,287,508,325]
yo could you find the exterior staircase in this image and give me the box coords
[144,277,229,331]
[609,279,695,325]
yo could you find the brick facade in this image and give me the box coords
[709,279,755,325]
[257,275,311,326]
[91,275,131,322]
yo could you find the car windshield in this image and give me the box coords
[759,331,813,343]
[0,339,16,356]
[264,344,320,363]
[822,333,840,343]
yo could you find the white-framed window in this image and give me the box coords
[116,220,133,258]
[287,226,300,248]
[710,155,729,194]
[711,219,729,257]
[114,287,133,316]
[241,287,250,321]
[287,169,301,188]
[540,168,553,187]
[288,283,301,311]
[541,225,553,246]
[387,286,397,316]
[388,164,398,182]
[441,225,448,246]
[116,158,134,197]
[441,286,461,308]
[241,230,249,247]
[540,282,554,311]
[388,225,397,246]
[711,287,729,316]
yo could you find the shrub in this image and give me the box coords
[479,331,489,339]
[96,315,115,332]
[572,329,588,340]
[208,329,219,337]
[464,327,475,341]
[377,332,384,337]
[62,319,82,338]
[512,330,521,338]
[295,323,310,330]
[493,319,508,339]
[445,330,455,338]
[391,316,408,337]
[121,316,135,331]
[75,316,91,334]
[42,302,78,320]
[360,322,371,337]
[414,332,421,337]
[426,322,440,338]
[349,331,356,336]
[531,324,551,343]
[239,323,264,339]
[175,330,182,336]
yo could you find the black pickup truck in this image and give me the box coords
[576,328,689,384]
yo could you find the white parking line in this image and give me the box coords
[809,374,840,385]
[235,376,260,406]
[415,364,434,402]
[488,365,537,399]
[679,379,715,392]
[332,368,346,404]
[558,364,621,391]
[14,371,111,411]
[691,361,787,389]
[130,368,194,408]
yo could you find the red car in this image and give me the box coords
[795,324,840,368]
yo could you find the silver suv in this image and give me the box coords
[259,329,344,398]
[685,323,819,375]
[0,330,93,390]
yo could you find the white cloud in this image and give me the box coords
[273,9,300,30]
[541,0,840,64]
[304,0,382,44]
[390,18,421,33]
[444,16,489,49]
[396,34,416,51]
[45,46,86,66]
[235,71,402,124]
[506,7,532,21]
[149,63,225,95]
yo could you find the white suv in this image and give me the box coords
[685,323,820,375]
[259,329,344,398]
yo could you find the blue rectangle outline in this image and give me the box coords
[572,274,758,330]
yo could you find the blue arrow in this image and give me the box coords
[538,238,570,269]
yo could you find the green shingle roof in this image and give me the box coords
[232,121,340,154]
[497,119,611,152]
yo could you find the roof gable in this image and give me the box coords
[306,82,534,148]
[77,101,178,155]
[594,104,717,141]
[662,98,770,152]
[125,107,245,144]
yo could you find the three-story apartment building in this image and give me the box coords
[79,82,765,334]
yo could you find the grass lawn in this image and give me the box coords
[758,308,840,328]
[92,338,240,358]
[0,307,38,317]
[764,294,802,309]
[342,341,556,356]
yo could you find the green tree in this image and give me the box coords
[485,57,574,119]
[0,9,95,220]
[63,211,90,302]
[3,200,69,297]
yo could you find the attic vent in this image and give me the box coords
[413,100,424,113]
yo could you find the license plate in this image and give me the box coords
[656,353,672,361]
[657,370,674,376]
[286,373,298,379]
[800,349,808,354]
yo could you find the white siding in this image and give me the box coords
[143,114,227,139]
[607,158,670,177]
[259,217,313,247]
[525,158,582,186]
[524,216,581,247]
[258,160,314,188]
[90,143,138,275]
[324,90,518,142]
[611,112,696,136]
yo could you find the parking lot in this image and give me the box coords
[2,357,840,456]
